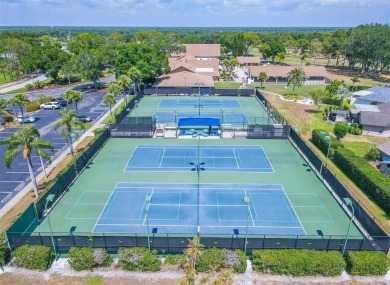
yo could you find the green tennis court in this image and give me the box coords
[35,137,361,237]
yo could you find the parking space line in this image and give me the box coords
[0,181,24,183]
[1,193,12,203]
[6,172,30,174]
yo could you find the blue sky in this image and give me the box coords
[0,0,389,27]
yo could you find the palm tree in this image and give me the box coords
[7,97,19,118]
[108,82,124,100]
[0,126,53,198]
[116,75,132,104]
[103,93,116,115]
[14,93,30,123]
[62,90,84,115]
[287,67,307,94]
[350,76,360,92]
[0,99,12,117]
[53,108,86,158]
[184,236,204,283]
[257,72,269,87]
[127,67,142,96]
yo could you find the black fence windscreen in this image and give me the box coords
[144,87,255,96]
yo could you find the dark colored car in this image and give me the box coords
[56,97,71,106]
[74,115,91,123]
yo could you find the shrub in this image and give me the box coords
[93,128,105,137]
[284,94,303,101]
[346,251,390,276]
[333,122,350,140]
[196,248,226,273]
[226,250,247,273]
[25,83,34,90]
[323,97,341,106]
[68,247,95,271]
[334,148,390,212]
[12,245,53,271]
[25,101,40,112]
[3,114,14,123]
[365,147,381,161]
[164,254,183,265]
[348,123,362,135]
[312,129,344,158]
[93,248,112,267]
[252,249,345,277]
[118,247,161,272]
[0,234,10,266]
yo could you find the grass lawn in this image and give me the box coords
[0,72,18,84]
[102,96,134,124]
[214,81,242,88]
[2,87,28,94]
[250,84,326,97]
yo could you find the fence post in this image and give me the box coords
[103,233,107,251]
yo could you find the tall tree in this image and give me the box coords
[0,126,53,198]
[14,93,30,123]
[62,89,84,115]
[103,93,116,115]
[74,50,104,90]
[309,89,327,112]
[222,58,239,79]
[116,75,132,104]
[257,72,269,86]
[350,76,360,91]
[108,82,124,104]
[53,108,85,158]
[127,67,143,96]
[0,99,12,117]
[287,68,307,94]
[7,97,19,118]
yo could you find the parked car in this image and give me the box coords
[56,97,72,105]
[15,115,36,123]
[40,102,61,110]
[74,115,91,123]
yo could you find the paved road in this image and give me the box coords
[0,77,115,209]
[0,74,48,94]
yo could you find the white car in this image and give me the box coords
[40,102,61,110]
[15,115,36,123]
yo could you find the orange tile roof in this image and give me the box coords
[157,71,214,87]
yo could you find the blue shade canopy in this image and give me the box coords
[178,118,221,128]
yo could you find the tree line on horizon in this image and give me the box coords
[0,23,389,86]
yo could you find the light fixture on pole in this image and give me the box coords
[319,131,332,176]
[243,196,251,254]
[190,131,206,234]
[342,198,354,256]
[45,194,57,258]
[145,196,152,250]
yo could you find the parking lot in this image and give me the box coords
[0,89,110,209]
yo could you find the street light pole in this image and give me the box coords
[145,196,152,250]
[319,132,332,176]
[342,198,354,255]
[45,194,56,258]
[243,196,251,254]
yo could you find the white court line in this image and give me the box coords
[1,193,12,203]
[92,182,120,232]
[143,188,155,225]
[0,181,24,183]
[244,189,255,226]
[6,171,29,174]
[123,145,139,172]
[94,223,303,229]
[281,185,306,235]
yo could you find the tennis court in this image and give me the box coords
[158,98,241,108]
[92,183,304,235]
[126,145,273,172]
[154,111,248,125]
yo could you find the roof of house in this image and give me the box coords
[156,71,214,87]
[360,111,390,127]
[377,102,390,114]
[169,57,220,77]
[352,87,390,104]
[352,104,380,113]
[248,65,328,78]
[237,56,261,64]
[377,141,390,156]
[171,44,221,58]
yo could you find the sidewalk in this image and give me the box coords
[0,97,123,218]
[0,75,48,94]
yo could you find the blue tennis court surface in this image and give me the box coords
[125,145,273,172]
[154,111,248,125]
[158,99,241,108]
[93,183,305,235]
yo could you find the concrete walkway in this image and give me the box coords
[0,74,48,94]
[0,97,124,218]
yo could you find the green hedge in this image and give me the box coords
[164,254,183,265]
[312,129,344,158]
[333,148,390,213]
[346,251,390,276]
[323,97,341,106]
[196,248,247,273]
[118,247,161,272]
[68,247,112,271]
[252,249,345,277]
[0,234,10,266]
[26,101,40,112]
[12,245,53,271]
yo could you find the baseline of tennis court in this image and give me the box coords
[125,145,274,172]
[92,183,305,235]
[158,98,241,109]
[154,111,248,125]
